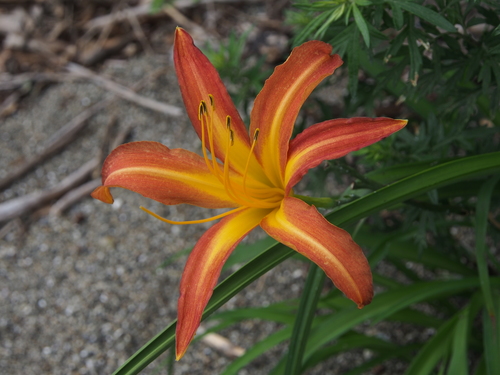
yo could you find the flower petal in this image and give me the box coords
[174,28,268,183]
[91,141,236,208]
[285,118,408,192]
[175,207,271,359]
[260,197,373,308]
[250,41,343,188]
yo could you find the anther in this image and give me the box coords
[229,129,234,146]
[226,115,231,129]
[199,100,207,118]
[253,128,260,142]
[209,94,215,109]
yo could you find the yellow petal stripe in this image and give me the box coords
[261,197,373,308]
[285,118,408,192]
[176,207,272,360]
[91,141,236,209]
[250,41,343,188]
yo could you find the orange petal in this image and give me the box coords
[250,41,343,188]
[260,197,373,308]
[174,28,268,183]
[285,118,408,192]
[91,141,236,208]
[175,207,271,360]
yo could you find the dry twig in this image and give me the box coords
[0,66,169,191]
[66,62,182,117]
[0,158,99,223]
[0,98,111,191]
[49,178,102,216]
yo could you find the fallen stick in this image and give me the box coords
[0,72,78,91]
[0,98,111,191]
[84,0,262,30]
[0,67,167,191]
[66,62,183,117]
[201,333,246,358]
[0,158,99,223]
[49,178,101,216]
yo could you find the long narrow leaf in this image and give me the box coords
[352,4,370,47]
[220,327,293,375]
[475,175,500,315]
[405,315,458,375]
[305,278,500,359]
[483,297,500,375]
[446,305,471,375]
[391,0,456,32]
[113,152,500,375]
[285,264,325,375]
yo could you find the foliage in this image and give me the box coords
[120,1,499,374]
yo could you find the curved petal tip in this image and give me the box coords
[91,186,114,204]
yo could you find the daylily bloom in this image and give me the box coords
[92,28,407,360]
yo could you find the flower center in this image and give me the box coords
[198,95,284,209]
[139,96,284,226]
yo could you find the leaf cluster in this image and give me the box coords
[288,0,500,117]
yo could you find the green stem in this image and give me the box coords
[285,264,326,375]
[475,175,500,317]
[294,194,336,208]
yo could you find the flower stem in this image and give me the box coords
[285,263,325,375]
[294,194,336,208]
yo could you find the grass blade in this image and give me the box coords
[475,175,500,315]
[285,264,325,375]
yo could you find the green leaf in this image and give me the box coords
[390,3,404,29]
[285,264,325,375]
[303,333,418,372]
[391,0,456,32]
[408,15,423,83]
[220,327,292,375]
[326,152,500,227]
[113,152,500,375]
[305,278,500,363]
[406,315,457,375]
[224,235,277,270]
[446,305,471,375]
[483,299,500,375]
[347,27,361,97]
[209,302,296,326]
[352,4,370,47]
[475,175,500,315]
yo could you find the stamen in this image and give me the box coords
[140,206,246,225]
[243,128,260,196]
[199,104,215,175]
[198,100,207,119]
[197,97,283,209]
[209,94,215,110]
[207,97,219,175]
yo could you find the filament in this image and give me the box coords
[140,206,246,225]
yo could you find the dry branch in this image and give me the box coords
[0,99,111,191]
[0,158,99,223]
[66,62,183,117]
[84,0,262,30]
[0,66,169,191]
[0,72,78,91]
[49,178,101,216]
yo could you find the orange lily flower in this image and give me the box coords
[92,28,407,360]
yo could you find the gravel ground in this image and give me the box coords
[0,50,336,374]
[0,41,423,373]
